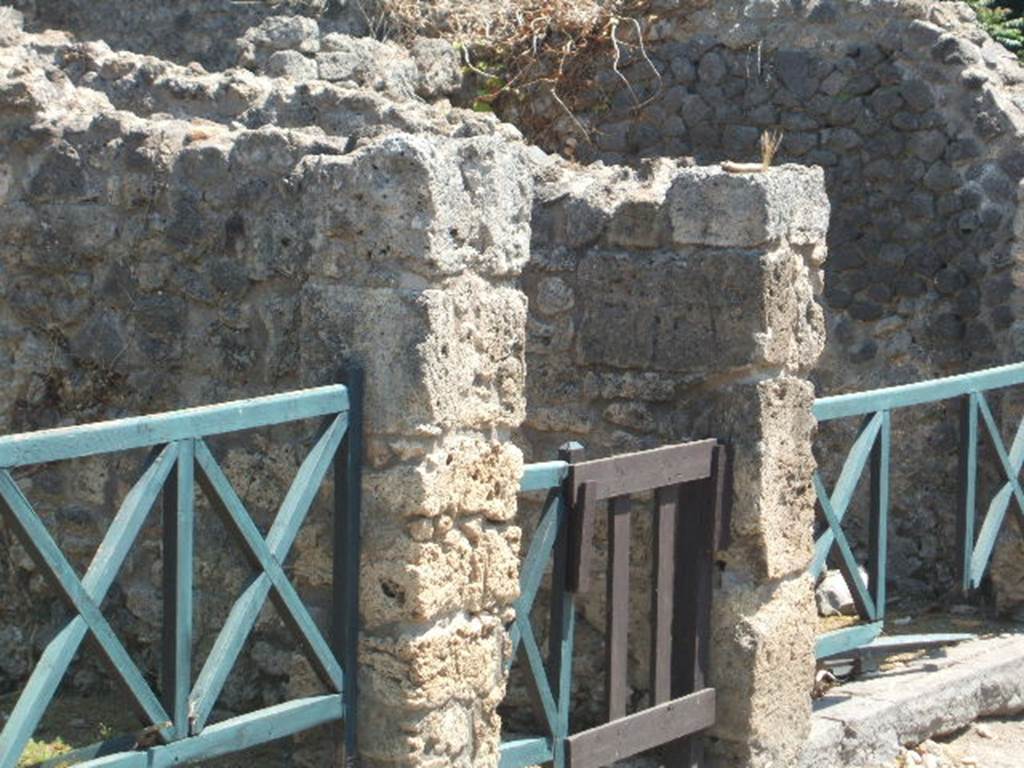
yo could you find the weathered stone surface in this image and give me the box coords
[522,156,828,767]
[668,165,829,248]
[302,134,533,280]
[0,20,533,768]
[816,567,867,616]
[409,36,462,98]
[799,635,1024,767]
[712,573,817,768]
[575,245,823,375]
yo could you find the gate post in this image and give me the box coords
[293,135,533,768]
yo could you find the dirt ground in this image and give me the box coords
[883,715,1024,768]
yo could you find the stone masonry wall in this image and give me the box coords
[1,4,839,768]
[517,158,830,767]
[502,0,1024,606]
[14,0,370,73]
[0,11,533,766]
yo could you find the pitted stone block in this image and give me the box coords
[668,165,829,248]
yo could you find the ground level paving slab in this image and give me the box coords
[799,633,1024,768]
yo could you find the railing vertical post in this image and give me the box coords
[868,411,890,620]
[549,442,583,768]
[957,392,978,594]
[333,367,363,767]
[162,438,194,739]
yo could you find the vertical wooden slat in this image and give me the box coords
[868,411,890,619]
[958,393,978,593]
[666,446,722,768]
[550,442,583,768]
[712,445,733,553]
[605,495,631,723]
[568,481,597,594]
[333,366,363,764]
[162,439,194,739]
[650,486,677,706]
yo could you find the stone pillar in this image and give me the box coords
[521,162,829,767]
[666,168,828,768]
[294,133,533,766]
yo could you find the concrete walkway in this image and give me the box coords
[800,633,1024,768]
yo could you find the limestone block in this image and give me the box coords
[300,277,526,433]
[582,371,677,402]
[264,50,318,80]
[710,572,817,768]
[238,15,320,63]
[815,567,868,616]
[299,283,434,434]
[355,436,523,627]
[668,165,829,248]
[359,698,500,767]
[316,35,420,98]
[576,247,823,375]
[361,518,521,628]
[300,134,532,281]
[420,277,527,430]
[361,613,508,711]
[409,36,463,98]
[708,377,819,580]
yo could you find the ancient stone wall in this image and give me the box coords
[0,11,532,766]
[502,0,1024,605]
[516,158,830,767]
[13,0,369,73]
[0,3,887,767]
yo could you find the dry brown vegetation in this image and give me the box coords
[362,0,658,152]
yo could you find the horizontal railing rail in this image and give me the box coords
[814,361,1024,421]
[0,377,362,768]
[811,362,1023,660]
[0,386,349,467]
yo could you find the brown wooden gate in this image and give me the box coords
[503,438,729,768]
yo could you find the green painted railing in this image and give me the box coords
[0,376,362,768]
[500,447,576,768]
[812,361,1024,659]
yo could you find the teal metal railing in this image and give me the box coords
[0,376,362,768]
[500,447,576,768]
[811,361,1024,659]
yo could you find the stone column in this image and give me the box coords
[521,162,829,768]
[293,132,533,767]
[666,168,828,768]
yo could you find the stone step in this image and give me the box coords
[800,633,1024,768]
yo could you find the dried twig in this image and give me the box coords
[760,129,784,167]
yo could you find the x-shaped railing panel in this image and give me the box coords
[0,383,359,768]
[968,392,1024,587]
[0,446,179,767]
[811,409,889,622]
[189,418,347,732]
[506,488,565,743]
[191,423,348,729]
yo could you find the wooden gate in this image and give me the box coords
[0,375,362,768]
[502,438,727,768]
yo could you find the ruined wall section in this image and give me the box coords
[13,0,370,73]
[0,13,532,766]
[505,0,1024,601]
[518,158,830,767]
